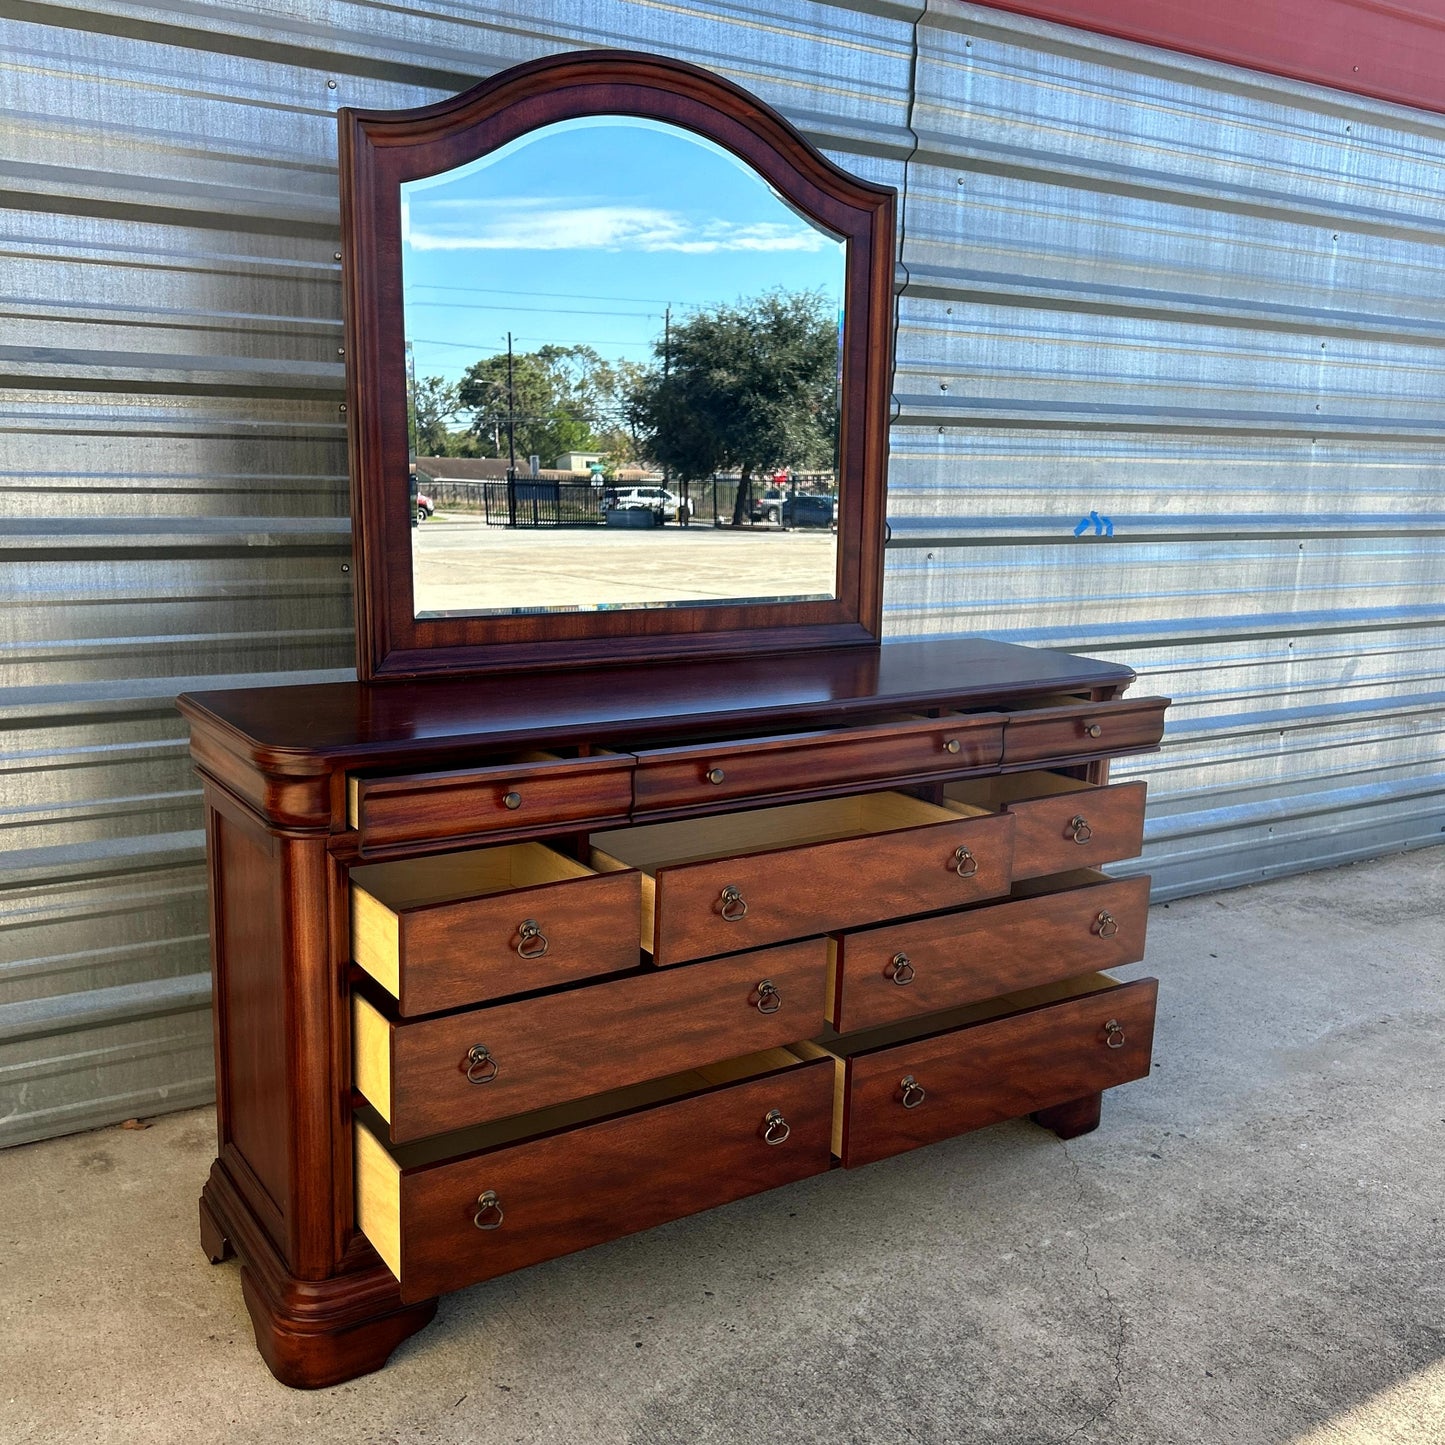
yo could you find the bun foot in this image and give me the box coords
[1032,1091,1103,1140]
[240,1268,438,1389]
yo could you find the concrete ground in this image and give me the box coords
[412,513,836,614]
[3,848,1443,1445]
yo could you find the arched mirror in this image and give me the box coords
[341,51,894,678]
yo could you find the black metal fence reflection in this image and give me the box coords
[427,479,607,526]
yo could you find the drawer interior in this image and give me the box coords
[942,768,1092,812]
[590,791,962,875]
[352,840,594,913]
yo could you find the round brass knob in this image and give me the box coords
[465,1044,498,1084]
[515,919,548,959]
[943,738,961,754]
[1104,1018,1126,1049]
[502,790,522,810]
[899,1075,926,1109]
[886,952,915,986]
[706,766,726,785]
[1083,722,1103,739]
[761,1109,791,1145]
[473,1189,504,1230]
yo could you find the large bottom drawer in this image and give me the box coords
[355,1049,833,1302]
[800,974,1157,1168]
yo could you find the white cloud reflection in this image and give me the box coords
[405,199,831,255]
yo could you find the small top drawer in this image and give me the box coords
[348,751,634,850]
[631,713,1005,815]
[1002,696,1168,766]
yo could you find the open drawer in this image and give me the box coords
[347,749,634,851]
[942,771,1147,880]
[828,870,1151,1032]
[352,937,828,1142]
[354,1049,833,1302]
[629,710,1005,815]
[590,791,1014,967]
[350,841,641,1016]
[798,973,1157,1168]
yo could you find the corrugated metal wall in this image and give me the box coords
[1,0,1440,1146]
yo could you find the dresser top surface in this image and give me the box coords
[177,638,1135,767]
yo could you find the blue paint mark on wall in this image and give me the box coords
[1074,510,1114,537]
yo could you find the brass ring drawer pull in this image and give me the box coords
[465,1044,499,1084]
[706,766,726,785]
[515,919,549,959]
[761,1109,791,1145]
[1094,910,1119,938]
[887,951,915,986]
[943,737,961,754]
[899,1075,926,1109]
[1083,721,1103,739]
[1104,1018,1126,1050]
[473,1189,504,1230]
[502,790,522,810]
[953,846,978,878]
[754,979,782,1014]
[719,885,748,921]
[1069,815,1093,844]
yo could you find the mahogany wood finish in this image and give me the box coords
[363,939,829,1141]
[339,50,895,679]
[1032,1092,1104,1141]
[349,752,635,851]
[1002,696,1169,766]
[990,779,1147,880]
[351,853,642,1016]
[641,810,1016,966]
[184,630,1165,1387]
[830,977,1158,1168]
[829,874,1152,1032]
[630,712,1006,814]
[371,1058,834,1302]
[175,636,1137,778]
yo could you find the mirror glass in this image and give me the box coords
[399,116,846,618]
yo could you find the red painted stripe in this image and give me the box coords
[975,0,1445,116]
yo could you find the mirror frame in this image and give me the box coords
[340,50,895,679]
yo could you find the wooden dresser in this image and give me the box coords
[179,636,1167,1387]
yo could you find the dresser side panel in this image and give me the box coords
[212,805,291,1228]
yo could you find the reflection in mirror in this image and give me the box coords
[400,116,846,619]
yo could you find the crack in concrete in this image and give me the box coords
[1046,1139,1129,1445]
